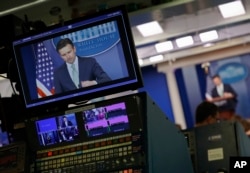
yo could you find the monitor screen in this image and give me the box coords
[35,113,79,147]
[82,102,130,137]
[0,132,9,147]
[12,5,143,113]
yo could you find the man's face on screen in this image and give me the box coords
[58,44,77,64]
[212,77,222,86]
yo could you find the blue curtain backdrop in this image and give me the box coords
[139,66,174,122]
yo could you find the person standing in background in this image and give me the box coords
[207,74,238,120]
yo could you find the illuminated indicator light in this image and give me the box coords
[47,151,53,157]
[125,136,131,142]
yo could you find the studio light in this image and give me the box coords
[199,30,218,42]
[136,21,163,37]
[149,55,164,62]
[155,41,174,52]
[176,36,194,48]
[218,0,246,18]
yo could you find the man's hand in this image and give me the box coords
[81,80,97,87]
[223,92,233,98]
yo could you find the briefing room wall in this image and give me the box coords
[138,65,175,122]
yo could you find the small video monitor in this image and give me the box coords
[35,113,79,147]
[82,102,130,137]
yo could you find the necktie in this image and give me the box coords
[71,64,79,88]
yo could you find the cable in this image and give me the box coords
[7,58,18,96]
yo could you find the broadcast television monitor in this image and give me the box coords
[12,5,143,114]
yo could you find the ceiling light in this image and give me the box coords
[155,41,174,52]
[218,0,246,18]
[199,30,218,42]
[136,21,163,37]
[176,36,194,48]
[149,55,164,62]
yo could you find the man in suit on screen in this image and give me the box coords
[59,116,75,141]
[53,38,111,94]
[207,74,238,120]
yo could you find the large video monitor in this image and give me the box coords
[12,5,143,114]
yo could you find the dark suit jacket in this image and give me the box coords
[211,83,238,111]
[54,57,111,93]
[61,120,73,128]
